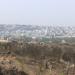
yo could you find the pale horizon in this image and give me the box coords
[0,0,75,26]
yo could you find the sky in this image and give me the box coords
[0,0,75,26]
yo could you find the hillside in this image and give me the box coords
[0,42,75,75]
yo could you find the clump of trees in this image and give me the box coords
[1,42,75,63]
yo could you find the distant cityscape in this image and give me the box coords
[0,24,75,43]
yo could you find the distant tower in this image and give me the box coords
[45,27,48,35]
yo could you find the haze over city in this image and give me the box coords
[0,0,75,25]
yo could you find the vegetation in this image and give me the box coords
[0,41,75,75]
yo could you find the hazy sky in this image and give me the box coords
[0,0,75,25]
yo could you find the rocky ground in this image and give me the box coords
[0,53,28,75]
